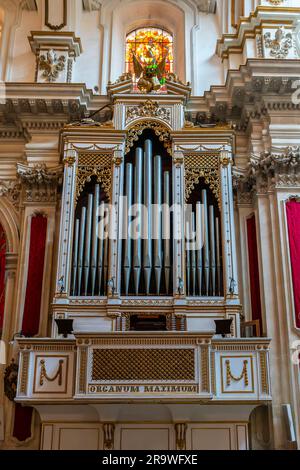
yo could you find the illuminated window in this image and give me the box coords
[125,27,174,77]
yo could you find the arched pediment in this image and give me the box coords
[125,119,172,155]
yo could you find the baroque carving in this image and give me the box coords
[76,153,112,202]
[17,163,63,203]
[126,100,171,125]
[4,359,18,402]
[184,153,220,203]
[264,27,293,59]
[39,50,66,82]
[234,146,300,198]
[0,180,21,208]
[125,121,172,155]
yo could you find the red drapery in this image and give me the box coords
[13,404,33,442]
[286,200,300,328]
[13,214,47,441]
[0,223,6,334]
[247,214,263,332]
[22,214,47,337]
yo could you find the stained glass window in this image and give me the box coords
[126,27,174,76]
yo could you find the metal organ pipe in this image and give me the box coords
[83,193,93,296]
[124,164,133,295]
[97,202,105,295]
[209,205,216,296]
[163,171,171,295]
[133,147,143,295]
[71,218,80,296]
[122,139,172,296]
[202,190,210,296]
[191,212,196,296]
[154,155,162,294]
[91,185,99,295]
[77,206,86,296]
[143,140,152,295]
[216,216,222,296]
[186,191,223,297]
[196,202,204,295]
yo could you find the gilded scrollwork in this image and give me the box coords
[184,153,220,203]
[76,153,112,203]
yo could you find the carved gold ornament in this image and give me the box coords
[184,153,220,203]
[39,359,63,387]
[125,121,172,155]
[76,153,112,203]
[226,359,249,387]
[126,100,171,124]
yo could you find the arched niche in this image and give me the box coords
[99,0,193,92]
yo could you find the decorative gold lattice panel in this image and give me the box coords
[92,348,195,381]
[184,153,220,203]
[76,153,112,203]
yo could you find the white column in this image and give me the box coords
[220,151,239,298]
[55,144,77,297]
[173,151,185,297]
[108,150,124,297]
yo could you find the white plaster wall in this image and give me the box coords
[1,0,225,95]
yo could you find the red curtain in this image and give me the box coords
[286,200,300,328]
[0,223,6,335]
[13,404,33,442]
[21,215,47,337]
[13,215,47,441]
[247,215,263,332]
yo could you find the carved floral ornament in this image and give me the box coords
[126,100,171,125]
[263,27,293,59]
[184,153,221,204]
[39,50,66,82]
[76,153,112,203]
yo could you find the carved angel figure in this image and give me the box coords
[39,49,66,82]
[132,45,168,93]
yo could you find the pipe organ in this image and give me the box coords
[71,182,109,296]
[185,189,223,297]
[69,131,225,299]
[122,137,173,296]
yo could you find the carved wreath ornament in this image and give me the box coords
[39,49,66,82]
